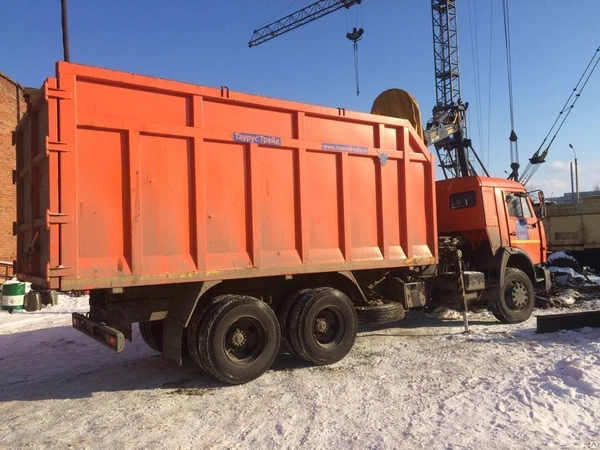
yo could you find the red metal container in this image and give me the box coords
[15,62,437,291]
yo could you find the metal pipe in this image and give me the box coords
[570,161,575,203]
[570,144,579,203]
[61,0,70,62]
[575,158,579,203]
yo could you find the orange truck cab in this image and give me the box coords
[436,175,550,322]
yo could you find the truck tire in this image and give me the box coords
[356,302,405,324]
[190,295,280,385]
[288,288,358,366]
[276,288,313,355]
[489,268,535,324]
[139,320,164,352]
[187,296,227,373]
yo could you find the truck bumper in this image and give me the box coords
[72,312,125,352]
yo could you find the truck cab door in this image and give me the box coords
[504,193,544,264]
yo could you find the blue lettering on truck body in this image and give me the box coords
[233,132,281,147]
[321,142,368,154]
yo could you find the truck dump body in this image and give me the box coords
[16,62,436,291]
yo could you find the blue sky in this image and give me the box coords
[2,0,598,196]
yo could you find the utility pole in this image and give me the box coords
[61,0,70,62]
[570,161,575,203]
[569,144,579,203]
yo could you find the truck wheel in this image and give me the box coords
[489,268,535,324]
[288,288,358,366]
[139,320,164,352]
[190,295,280,385]
[356,302,405,324]
[276,289,312,355]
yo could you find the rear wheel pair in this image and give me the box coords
[185,288,358,385]
[277,288,358,366]
[187,295,280,385]
[140,298,277,385]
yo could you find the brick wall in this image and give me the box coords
[0,73,25,263]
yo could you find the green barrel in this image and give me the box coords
[1,278,25,311]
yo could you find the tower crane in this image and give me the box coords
[248,0,363,48]
[249,0,488,179]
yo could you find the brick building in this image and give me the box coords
[0,72,26,265]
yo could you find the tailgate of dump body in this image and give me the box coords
[15,61,437,291]
[15,76,65,289]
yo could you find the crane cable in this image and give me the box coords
[486,0,493,169]
[345,4,364,96]
[502,0,519,169]
[353,39,360,95]
[256,0,302,29]
[537,46,600,154]
[519,45,600,184]
[467,0,484,167]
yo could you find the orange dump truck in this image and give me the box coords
[15,62,550,384]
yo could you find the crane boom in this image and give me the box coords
[248,0,362,48]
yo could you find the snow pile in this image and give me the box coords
[1,295,600,449]
[0,292,88,330]
[548,265,584,279]
[430,306,464,320]
[588,275,600,285]
[547,251,579,264]
[548,266,586,286]
[534,356,600,398]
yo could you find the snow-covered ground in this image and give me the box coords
[1,291,600,449]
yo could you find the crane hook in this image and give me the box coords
[346,27,364,96]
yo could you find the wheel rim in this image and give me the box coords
[223,316,266,365]
[313,307,346,349]
[505,281,529,310]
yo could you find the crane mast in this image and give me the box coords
[424,0,487,178]
[432,0,461,112]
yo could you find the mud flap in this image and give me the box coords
[163,317,185,366]
[162,280,222,366]
[536,266,551,291]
